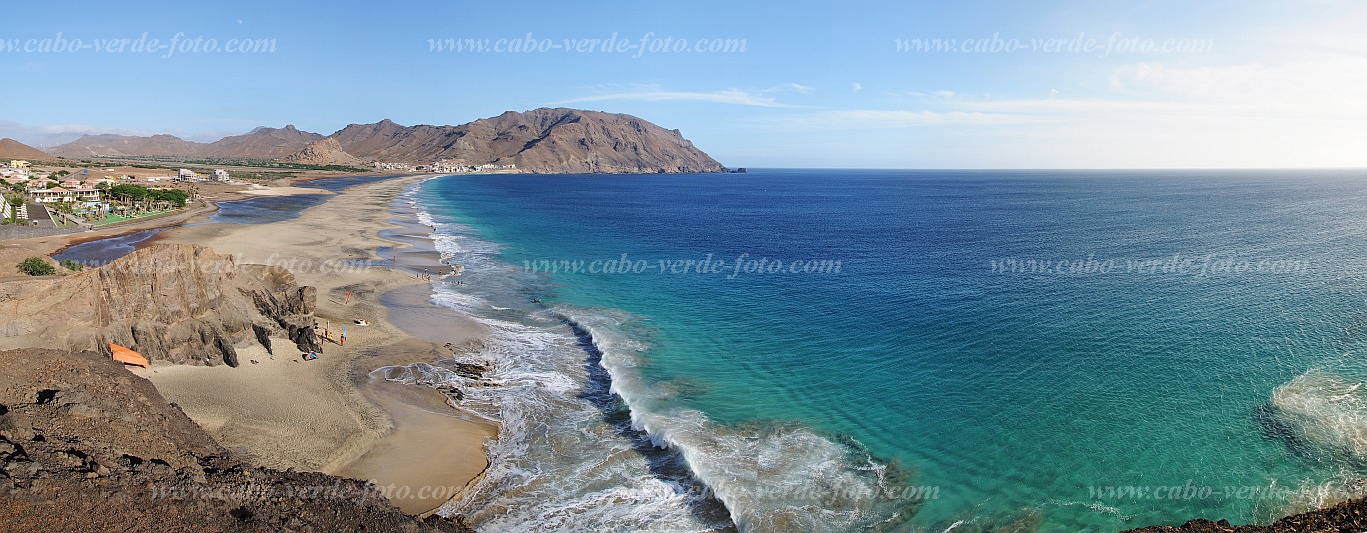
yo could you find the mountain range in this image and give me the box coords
[47,108,726,174]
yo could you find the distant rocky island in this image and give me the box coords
[47,108,727,174]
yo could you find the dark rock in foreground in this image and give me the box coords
[1124,498,1367,533]
[0,348,471,532]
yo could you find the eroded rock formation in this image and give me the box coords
[0,244,320,366]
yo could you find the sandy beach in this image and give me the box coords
[123,176,497,515]
[0,172,356,282]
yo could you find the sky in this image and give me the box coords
[1,0,1364,169]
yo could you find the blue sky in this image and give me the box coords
[1,1,1364,168]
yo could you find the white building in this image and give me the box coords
[72,186,100,202]
[31,187,74,204]
[0,167,30,181]
[210,169,230,182]
[373,161,413,172]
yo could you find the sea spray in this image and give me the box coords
[1262,366,1367,520]
[1269,368,1367,461]
[395,184,910,531]
[403,188,732,530]
[392,170,1367,530]
[562,308,911,531]
[427,307,732,531]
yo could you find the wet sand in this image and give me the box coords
[140,175,497,514]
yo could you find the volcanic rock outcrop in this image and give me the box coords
[0,244,320,366]
[0,348,471,531]
[279,137,364,166]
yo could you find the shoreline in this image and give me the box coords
[19,171,1367,530]
[129,174,496,515]
[8,172,419,261]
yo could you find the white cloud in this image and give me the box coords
[1107,56,1367,118]
[851,82,863,92]
[757,109,1018,130]
[786,83,815,94]
[779,44,1367,166]
[0,121,150,147]
[710,6,1367,168]
[554,87,795,108]
[0,121,250,147]
[907,90,959,99]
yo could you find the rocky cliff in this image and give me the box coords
[279,137,364,167]
[0,244,320,366]
[0,348,471,532]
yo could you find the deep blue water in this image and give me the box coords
[409,169,1367,531]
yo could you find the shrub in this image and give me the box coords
[18,256,56,276]
[59,259,83,272]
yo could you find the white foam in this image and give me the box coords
[1270,368,1367,458]
[402,180,901,531]
[432,312,727,531]
[565,308,901,532]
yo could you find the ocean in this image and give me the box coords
[394,169,1367,532]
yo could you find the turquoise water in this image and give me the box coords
[405,169,1367,531]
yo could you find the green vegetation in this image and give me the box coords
[59,259,83,272]
[17,257,56,276]
[111,155,366,173]
[87,155,367,174]
[4,194,21,224]
[52,157,197,173]
[228,171,301,180]
[50,159,121,169]
[107,184,189,208]
[50,156,368,180]
[92,209,171,225]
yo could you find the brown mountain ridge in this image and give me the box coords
[49,125,321,160]
[47,108,726,174]
[0,137,57,161]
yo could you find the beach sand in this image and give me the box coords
[236,183,333,196]
[136,176,496,514]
